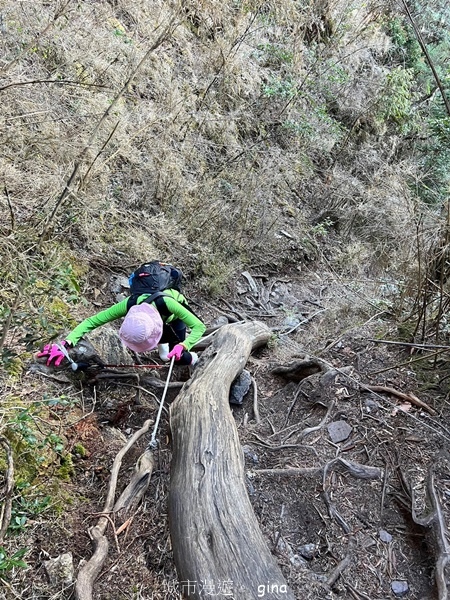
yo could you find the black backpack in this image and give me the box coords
[126,261,184,315]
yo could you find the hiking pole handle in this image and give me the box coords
[148,355,175,449]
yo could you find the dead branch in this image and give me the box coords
[323,458,383,482]
[251,376,260,423]
[369,348,448,376]
[0,436,14,542]
[298,400,335,440]
[282,384,304,428]
[254,458,383,481]
[344,580,373,600]
[113,450,155,518]
[0,297,20,355]
[323,488,350,533]
[3,186,14,234]
[253,466,322,476]
[317,361,450,442]
[0,79,109,93]
[78,120,120,190]
[401,0,450,117]
[369,338,450,351]
[96,373,183,390]
[363,385,436,415]
[265,399,334,446]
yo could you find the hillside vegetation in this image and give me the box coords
[1,0,450,598]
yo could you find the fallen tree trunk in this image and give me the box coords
[168,321,295,600]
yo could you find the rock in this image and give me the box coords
[109,275,130,294]
[391,580,409,597]
[210,315,229,328]
[282,316,301,328]
[242,445,258,464]
[379,529,392,543]
[74,326,134,366]
[44,552,74,586]
[290,554,307,568]
[364,398,379,413]
[327,420,353,443]
[297,543,318,560]
[229,369,252,405]
[319,369,338,386]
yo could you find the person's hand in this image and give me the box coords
[37,340,70,367]
[167,344,185,361]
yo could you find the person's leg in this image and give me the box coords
[159,320,186,347]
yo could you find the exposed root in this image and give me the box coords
[74,419,154,600]
[326,536,356,587]
[402,463,450,600]
[254,458,383,537]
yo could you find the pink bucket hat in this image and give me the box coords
[119,303,163,353]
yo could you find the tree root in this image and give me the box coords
[326,536,356,587]
[113,450,155,518]
[74,419,154,600]
[401,463,450,600]
[254,458,383,535]
[271,358,326,382]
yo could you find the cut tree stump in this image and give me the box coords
[168,321,295,600]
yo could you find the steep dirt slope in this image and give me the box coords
[6,267,449,600]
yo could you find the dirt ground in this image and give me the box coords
[8,270,450,600]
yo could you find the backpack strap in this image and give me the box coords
[127,291,201,321]
[151,293,172,318]
[126,291,171,317]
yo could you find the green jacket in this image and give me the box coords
[65,289,206,351]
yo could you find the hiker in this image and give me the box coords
[38,262,206,368]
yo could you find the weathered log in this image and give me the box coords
[168,322,295,600]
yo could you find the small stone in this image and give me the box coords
[109,276,130,293]
[379,529,393,543]
[290,554,307,568]
[44,552,74,586]
[327,420,352,443]
[282,316,301,328]
[297,543,318,560]
[365,398,379,412]
[229,370,252,405]
[242,445,258,464]
[391,580,409,597]
[210,315,229,328]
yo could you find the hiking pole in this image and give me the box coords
[148,355,176,449]
[56,341,171,372]
[57,342,80,371]
[98,363,170,370]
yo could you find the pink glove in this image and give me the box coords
[37,341,70,367]
[167,344,185,361]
